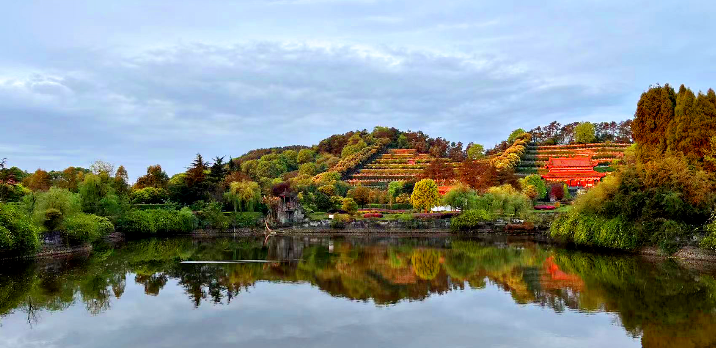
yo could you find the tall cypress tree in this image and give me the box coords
[667,85,696,155]
[633,84,675,154]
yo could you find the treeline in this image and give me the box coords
[487,120,633,155]
[552,84,716,253]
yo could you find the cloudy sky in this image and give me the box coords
[1,0,715,181]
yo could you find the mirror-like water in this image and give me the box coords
[1,236,715,348]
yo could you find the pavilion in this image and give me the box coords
[541,155,606,188]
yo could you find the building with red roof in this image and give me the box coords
[541,155,606,188]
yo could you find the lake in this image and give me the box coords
[1,235,715,348]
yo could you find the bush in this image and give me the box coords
[702,220,716,250]
[63,213,114,243]
[0,203,40,254]
[118,208,196,236]
[342,198,358,214]
[451,209,491,231]
[331,214,351,229]
[30,187,82,229]
[550,212,638,250]
[197,202,229,230]
[227,211,263,228]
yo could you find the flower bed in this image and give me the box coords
[534,205,557,210]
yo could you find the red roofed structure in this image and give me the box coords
[541,155,606,188]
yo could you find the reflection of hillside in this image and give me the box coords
[1,237,716,346]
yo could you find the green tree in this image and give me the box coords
[297,149,316,164]
[341,197,358,214]
[575,122,596,144]
[442,184,478,210]
[507,129,527,144]
[410,179,440,212]
[633,84,676,155]
[466,144,485,160]
[387,181,403,208]
[519,174,547,200]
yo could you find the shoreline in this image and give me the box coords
[4,227,716,264]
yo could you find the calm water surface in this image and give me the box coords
[1,236,715,348]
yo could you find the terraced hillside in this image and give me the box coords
[347,149,455,188]
[516,143,630,176]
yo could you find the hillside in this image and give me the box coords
[515,142,630,176]
[346,149,457,188]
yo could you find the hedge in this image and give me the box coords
[118,208,196,236]
[451,209,492,231]
[63,213,114,243]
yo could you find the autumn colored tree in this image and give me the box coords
[113,165,130,196]
[549,183,565,201]
[458,159,497,192]
[135,165,169,189]
[422,158,456,183]
[349,185,370,207]
[24,169,52,191]
[341,197,358,214]
[411,179,440,212]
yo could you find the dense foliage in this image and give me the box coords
[551,84,716,253]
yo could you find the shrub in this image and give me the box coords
[363,213,383,218]
[331,214,351,229]
[550,183,564,201]
[63,213,114,243]
[43,208,64,230]
[442,184,478,211]
[0,203,40,254]
[198,202,229,230]
[342,198,358,214]
[118,208,196,236]
[520,175,547,200]
[228,211,263,228]
[702,220,716,250]
[550,212,639,250]
[451,209,491,231]
[30,187,82,228]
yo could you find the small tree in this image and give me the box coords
[519,174,547,200]
[466,144,485,160]
[387,181,403,208]
[411,179,440,213]
[349,185,370,208]
[507,129,527,144]
[562,183,572,200]
[523,185,538,201]
[342,197,358,214]
[575,122,596,144]
[549,183,565,201]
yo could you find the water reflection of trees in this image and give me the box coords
[2,237,716,347]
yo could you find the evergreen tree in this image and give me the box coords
[633,84,675,154]
[667,85,696,155]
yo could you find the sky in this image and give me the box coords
[1,0,715,181]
